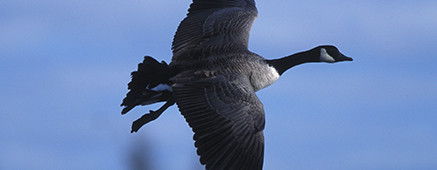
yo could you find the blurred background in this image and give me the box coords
[1,0,436,169]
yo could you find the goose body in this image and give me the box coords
[121,0,352,169]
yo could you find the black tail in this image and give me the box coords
[121,56,173,115]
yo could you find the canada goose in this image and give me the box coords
[121,0,352,169]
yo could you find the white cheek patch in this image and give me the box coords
[320,48,336,63]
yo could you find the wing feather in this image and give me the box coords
[172,72,264,170]
[171,0,258,63]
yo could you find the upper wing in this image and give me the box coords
[172,71,265,170]
[171,0,258,62]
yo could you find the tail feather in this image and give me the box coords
[121,56,172,114]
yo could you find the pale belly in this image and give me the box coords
[250,64,280,92]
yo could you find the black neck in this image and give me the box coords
[266,50,318,75]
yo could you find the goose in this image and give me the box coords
[121,0,352,169]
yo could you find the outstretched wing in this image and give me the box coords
[171,0,258,62]
[172,72,265,170]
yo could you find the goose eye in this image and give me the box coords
[328,48,338,56]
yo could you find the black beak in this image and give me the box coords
[338,53,353,62]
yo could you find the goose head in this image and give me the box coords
[316,45,353,63]
[267,45,353,75]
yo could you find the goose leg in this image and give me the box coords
[131,95,176,133]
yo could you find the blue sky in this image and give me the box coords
[1,0,436,169]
